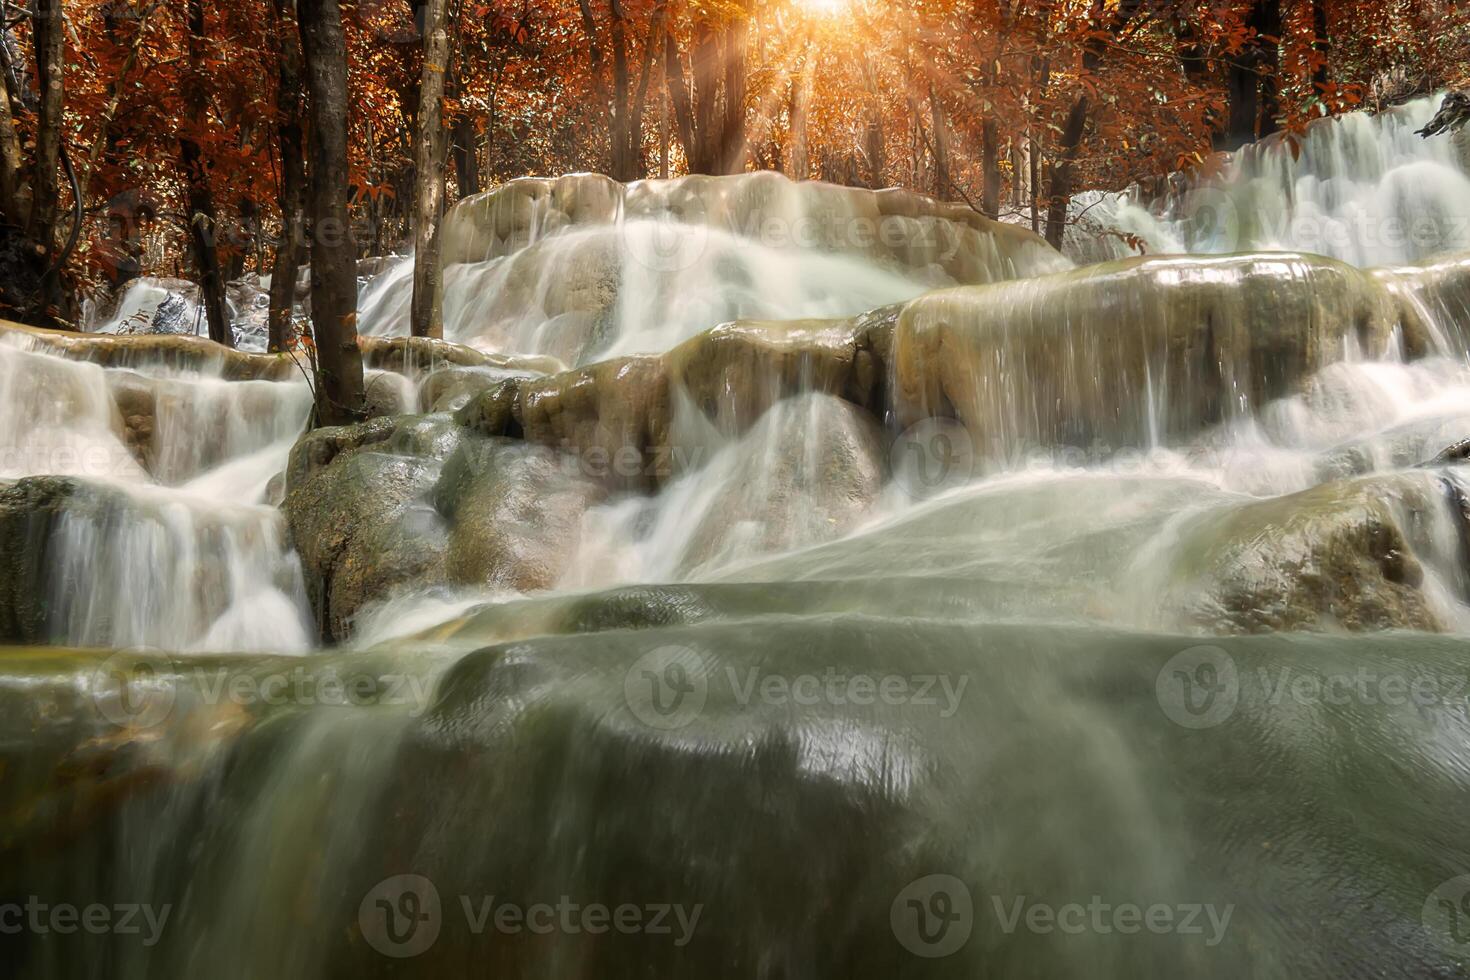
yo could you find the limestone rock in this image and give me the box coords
[424,366,530,414]
[1158,472,1456,634]
[282,418,455,640]
[892,253,1411,456]
[434,437,605,593]
[443,172,1068,281]
[0,477,88,643]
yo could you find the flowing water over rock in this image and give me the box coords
[5,160,1470,977]
[1073,94,1470,266]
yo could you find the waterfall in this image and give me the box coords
[8,111,1470,979]
[1079,94,1470,266]
[357,171,1071,363]
[0,337,313,654]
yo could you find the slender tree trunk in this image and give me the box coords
[298,0,366,426]
[181,0,232,347]
[658,82,669,178]
[0,51,23,226]
[410,0,453,339]
[689,20,719,173]
[269,0,307,352]
[929,83,949,199]
[861,54,884,188]
[718,0,748,173]
[789,61,810,180]
[1029,133,1040,233]
[452,116,480,197]
[1311,0,1329,93]
[27,0,64,247]
[608,0,635,180]
[981,120,1001,218]
[1045,94,1088,249]
[663,30,698,169]
[1255,0,1281,139]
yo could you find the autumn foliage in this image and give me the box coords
[0,0,1465,322]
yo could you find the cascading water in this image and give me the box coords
[358,171,1069,363]
[7,113,1470,978]
[0,331,314,654]
[1075,93,1470,266]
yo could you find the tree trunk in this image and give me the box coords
[981,120,1001,218]
[1218,0,1281,149]
[689,20,719,173]
[607,0,637,180]
[929,84,949,199]
[299,0,367,426]
[181,0,232,347]
[1254,0,1281,140]
[718,0,748,173]
[788,62,810,180]
[663,31,698,170]
[269,0,307,352]
[0,49,23,226]
[27,0,68,324]
[27,0,63,247]
[1045,94,1088,249]
[860,54,883,188]
[411,0,453,339]
[1311,0,1329,92]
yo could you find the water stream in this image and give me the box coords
[6,106,1470,977]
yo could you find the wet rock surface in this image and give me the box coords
[1158,472,1459,634]
[283,419,453,641]
[0,477,88,643]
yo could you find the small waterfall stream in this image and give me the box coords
[5,107,1470,978]
[1074,94,1470,265]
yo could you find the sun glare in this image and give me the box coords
[800,0,849,17]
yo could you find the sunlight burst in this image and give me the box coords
[799,0,850,18]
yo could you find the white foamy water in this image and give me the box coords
[0,336,313,654]
[1077,95,1470,267]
